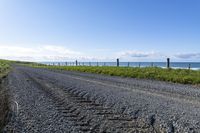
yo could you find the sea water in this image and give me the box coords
[42,62,200,70]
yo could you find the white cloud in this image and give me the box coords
[118,50,164,59]
[1,45,197,62]
[0,45,116,62]
[119,51,156,58]
[174,53,200,59]
[0,45,84,62]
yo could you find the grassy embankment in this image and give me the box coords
[0,60,10,131]
[29,64,200,85]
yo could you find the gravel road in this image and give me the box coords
[3,66,200,133]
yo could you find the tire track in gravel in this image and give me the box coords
[61,70,200,101]
[53,74,200,106]
[5,66,200,132]
[22,70,156,133]
[4,68,79,133]
[35,71,200,106]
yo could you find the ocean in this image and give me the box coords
[41,62,200,70]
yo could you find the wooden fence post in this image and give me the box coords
[151,62,154,67]
[117,58,119,67]
[167,58,170,69]
[128,62,130,67]
[188,64,191,70]
[76,60,78,66]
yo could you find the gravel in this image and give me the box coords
[0,77,9,132]
[3,65,200,132]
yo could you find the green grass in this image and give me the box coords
[0,60,40,78]
[29,64,200,85]
[0,60,11,78]
[0,60,10,131]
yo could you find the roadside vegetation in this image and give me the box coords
[0,60,10,78]
[29,64,200,85]
[0,60,10,131]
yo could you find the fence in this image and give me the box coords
[42,58,198,70]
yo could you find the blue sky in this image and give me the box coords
[0,0,200,62]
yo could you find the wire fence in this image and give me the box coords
[41,58,200,70]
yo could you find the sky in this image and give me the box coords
[0,0,200,62]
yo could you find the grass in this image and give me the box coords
[29,64,200,85]
[0,60,11,78]
[0,60,10,131]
